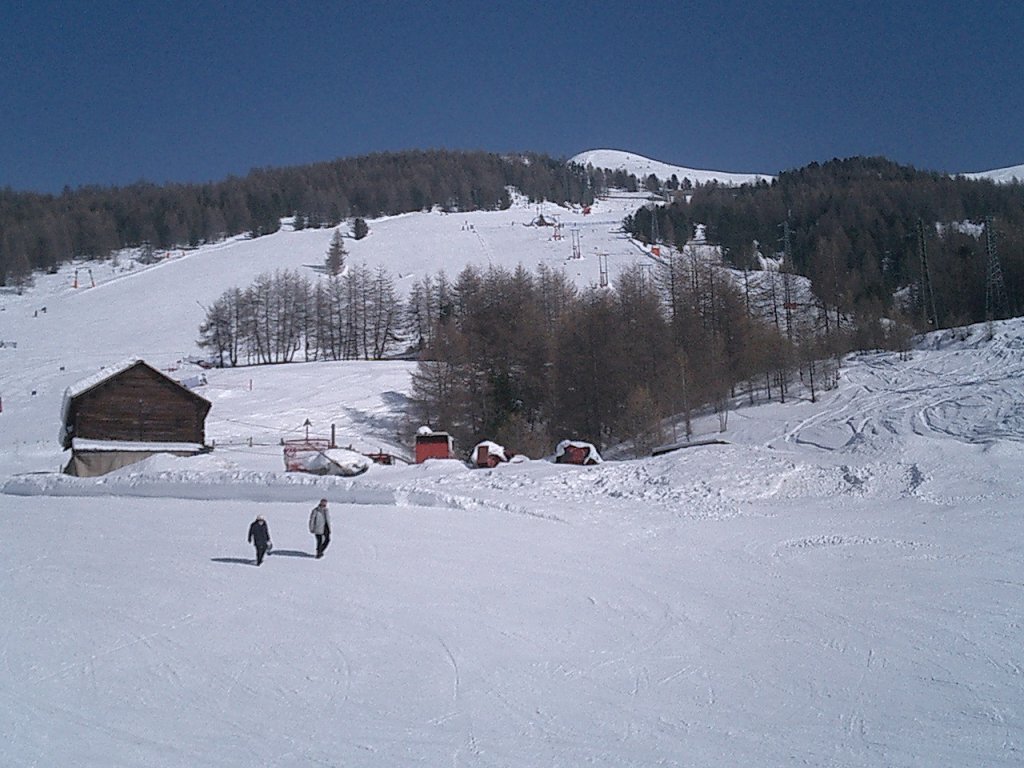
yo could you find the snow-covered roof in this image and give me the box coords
[71,438,205,453]
[473,440,508,462]
[554,439,603,463]
[64,357,144,401]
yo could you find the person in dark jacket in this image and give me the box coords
[308,499,331,559]
[247,515,272,566]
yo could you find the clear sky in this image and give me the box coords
[1,0,1021,193]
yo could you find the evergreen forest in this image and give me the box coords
[624,157,1024,331]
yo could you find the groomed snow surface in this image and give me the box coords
[2,193,1023,766]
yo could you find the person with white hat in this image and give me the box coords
[247,515,272,566]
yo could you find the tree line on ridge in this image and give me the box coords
[0,150,625,287]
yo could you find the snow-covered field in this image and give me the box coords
[2,190,1023,766]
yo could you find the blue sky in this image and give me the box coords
[1,0,1021,193]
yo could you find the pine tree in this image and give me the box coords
[325,230,346,276]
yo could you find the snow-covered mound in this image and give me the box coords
[571,148,772,186]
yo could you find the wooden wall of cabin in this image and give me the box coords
[70,366,208,444]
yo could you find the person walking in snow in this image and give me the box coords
[247,515,272,566]
[309,498,331,559]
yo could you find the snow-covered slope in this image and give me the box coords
[0,192,669,474]
[572,148,773,186]
[963,162,1024,184]
[2,192,1024,765]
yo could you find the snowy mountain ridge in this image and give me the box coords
[572,148,1024,186]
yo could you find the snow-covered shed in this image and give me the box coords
[473,440,509,468]
[60,358,211,476]
[554,439,602,466]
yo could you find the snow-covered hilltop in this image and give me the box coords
[571,148,773,186]
[573,148,1024,187]
[962,162,1024,184]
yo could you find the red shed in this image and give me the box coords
[415,427,454,463]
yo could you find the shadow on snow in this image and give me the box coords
[211,549,314,566]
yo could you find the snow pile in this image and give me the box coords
[304,447,372,476]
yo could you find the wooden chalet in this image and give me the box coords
[60,358,211,476]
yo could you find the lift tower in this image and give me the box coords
[916,219,939,328]
[984,216,1008,321]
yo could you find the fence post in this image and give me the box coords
[331,423,336,448]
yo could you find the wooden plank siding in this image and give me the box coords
[66,363,211,446]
